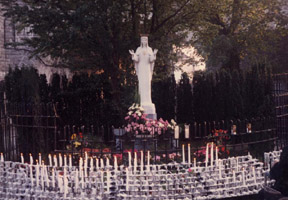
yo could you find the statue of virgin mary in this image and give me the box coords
[129,36,157,119]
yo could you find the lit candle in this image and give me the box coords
[210,142,214,167]
[185,124,190,139]
[90,157,94,172]
[215,147,219,166]
[147,151,150,172]
[30,153,33,165]
[205,143,209,168]
[140,151,143,173]
[39,153,42,165]
[84,159,87,178]
[59,153,62,167]
[126,167,129,191]
[100,158,104,168]
[64,154,67,167]
[134,152,137,174]
[128,152,132,168]
[0,152,3,162]
[48,154,52,166]
[174,125,179,139]
[114,156,118,172]
[252,167,256,184]
[182,144,185,163]
[96,158,99,170]
[69,154,72,168]
[52,168,55,188]
[85,152,88,163]
[36,160,39,187]
[75,169,79,190]
[21,153,24,164]
[30,164,34,186]
[188,144,191,165]
[106,157,110,167]
[53,155,58,167]
[41,162,44,189]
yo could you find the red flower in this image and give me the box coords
[215,132,219,137]
[79,132,83,139]
[221,146,225,152]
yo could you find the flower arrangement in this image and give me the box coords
[124,103,175,136]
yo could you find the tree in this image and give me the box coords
[193,0,288,70]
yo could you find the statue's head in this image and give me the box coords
[140,35,148,47]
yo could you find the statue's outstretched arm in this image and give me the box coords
[129,49,139,75]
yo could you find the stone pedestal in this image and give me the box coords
[141,103,157,120]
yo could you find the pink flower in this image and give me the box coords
[135,131,138,135]
[188,168,193,173]
[125,116,130,120]
[156,156,161,161]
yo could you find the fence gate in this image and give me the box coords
[274,73,288,148]
[0,100,59,161]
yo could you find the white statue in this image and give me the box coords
[129,36,157,119]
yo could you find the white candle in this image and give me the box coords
[185,124,190,139]
[100,170,104,183]
[63,167,67,196]
[219,161,222,179]
[114,156,118,172]
[194,158,196,169]
[106,157,110,167]
[75,169,79,190]
[64,155,67,167]
[36,161,39,187]
[90,157,94,172]
[252,167,256,184]
[140,151,143,173]
[242,168,246,186]
[79,157,83,169]
[69,154,72,168]
[48,154,52,166]
[174,125,179,139]
[44,165,49,187]
[85,152,88,163]
[53,155,58,167]
[128,152,132,168]
[96,158,99,170]
[39,153,42,165]
[134,152,137,174]
[126,167,129,191]
[81,168,84,189]
[21,153,24,164]
[0,152,3,162]
[233,170,236,183]
[59,153,62,167]
[210,142,214,167]
[188,144,191,165]
[52,168,55,188]
[205,143,209,168]
[41,163,44,189]
[147,151,150,171]
[100,158,104,168]
[84,159,88,178]
[107,169,111,193]
[236,157,239,172]
[30,164,34,186]
[216,147,219,166]
[30,153,33,165]
[182,144,185,163]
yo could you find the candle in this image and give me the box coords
[100,170,104,183]
[21,153,24,164]
[84,159,88,178]
[85,151,88,163]
[194,158,196,169]
[134,152,137,174]
[205,143,209,168]
[30,153,33,165]
[36,161,39,187]
[59,153,62,167]
[90,157,94,172]
[236,157,239,172]
[53,155,58,167]
[0,152,3,162]
[79,157,83,169]
[63,167,67,196]
[48,154,52,166]
[52,168,55,188]
[128,152,132,168]
[174,125,179,139]
[242,168,246,186]
[185,124,190,139]
[39,153,42,165]
[140,151,143,173]
[147,151,150,172]
[188,144,191,165]
[216,147,219,166]
[64,154,67,167]
[106,157,110,167]
[210,142,214,167]
[44,164,49,187]
[107,169,111,193]
[233,170,236,183]
[69,154,72,168]
[81,168,84,189]
[30,164,34,186]
[126,167,129,191]
[182,144,185,163]
[96,158,99,170]
[75,169,79,190]
[252,167,256,184]
[114,156,118,172]
[41,162,44,189]
[100,158,104,168]
[219,161,222,179]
